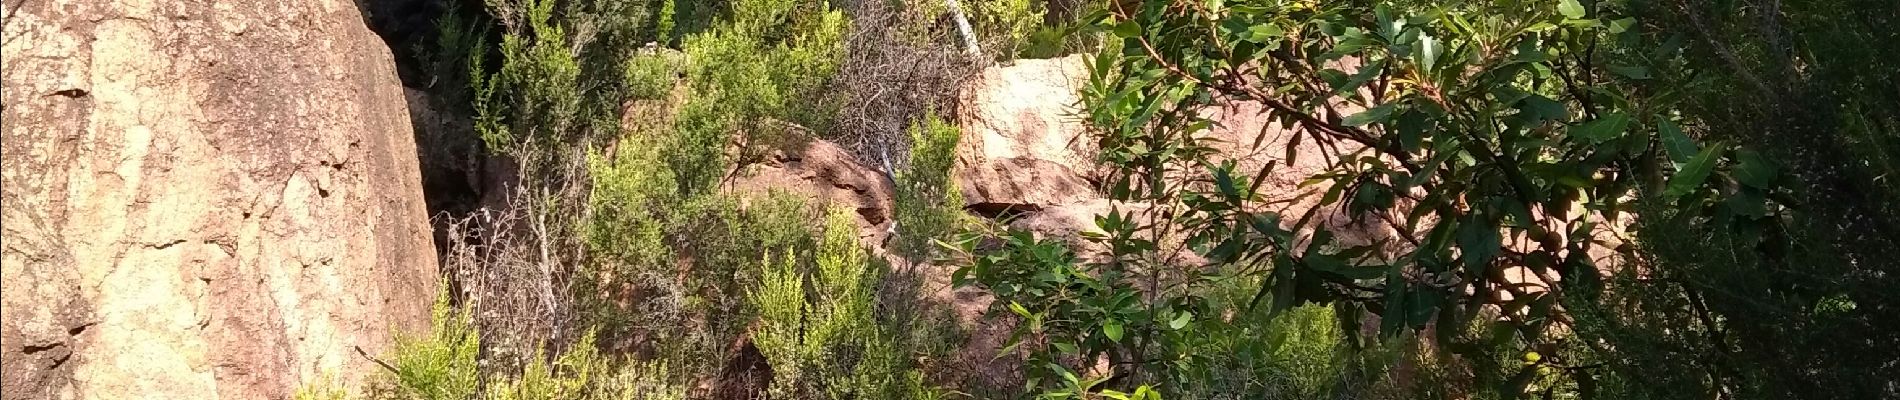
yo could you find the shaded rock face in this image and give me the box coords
[1,0,438,399]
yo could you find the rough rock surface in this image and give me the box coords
[954,56,1102,210]
[953,56,1410,252]
[1,0,438,399]
[733,140,899,232]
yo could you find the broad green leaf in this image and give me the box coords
[1416,32,1441,72]
[1214,165,1240,201]
[1407,288,1442,327]
[1658,119,1697,164]
[1396,111,1427,152]
[1568,113,1630,144]
[1319,68,1350,89]
[1344,103,1398,126]
[1334,59,1386,95]
[1380,267,1408,336]
[1103,319,1125,342]
[1665,142,1726,200]
[1558,0,1587,19]
[1113,21,1142,38]
[1306,253,1383,280]
[1169,312,1193,330]
[1519,94,1568,122]
[1513,39,1549,63]
[1457,216,1501,274]
[1607,17,1636,33]
[1607,65,1650,79]
[1351,181,1396,213]
[1247,24,1285,44]
[1734,149,1777,189]
[1009,301,1032,318]
[1134,386,1161,400]
[1726,186,1769,217]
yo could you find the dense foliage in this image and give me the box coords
[335,0,993,399]
[948,0,1899,399]
[315,0,1896,399]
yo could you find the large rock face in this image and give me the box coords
[953,57,1403,259]
[1,0,438,399]
[954,56,1103,212]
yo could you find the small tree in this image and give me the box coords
[955,0,1770,397]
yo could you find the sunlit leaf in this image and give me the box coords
[1246,24,1284,44]
[1568,112,1631,144]
[1665,142,1726,200]
[1659,119,1697,164]
[1416,32,1441,72]
[1113,21,1142,38]
[1559,0,1587,19]
[1607,17,1636,33]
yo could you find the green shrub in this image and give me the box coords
[655,0,677,42]
[292,375,351,400]
[476,0,584,151]
[623,52,681,102]
[584,110,821,373]
[882,113,971,393]
[468,0,661,157]
[752,208,939,399]
[595,359,690,400]
[892,112,966,260]
[488,330,688,400]
[953,228,1430,399]
[753,248,808,398]
[1256,306,1346,398]
[969,0,1044,61]
[1019,0,1108,59]
[387,287,480,400]
[663,98,735,196]
[379,290,692,400]
[584,146,821,373]
[674,0,847,180]
[662,0,722,43]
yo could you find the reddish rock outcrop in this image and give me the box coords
[951,56,1409,254]
[1,0,438,398]
[954,56,1103,211]
[733,140,899,233]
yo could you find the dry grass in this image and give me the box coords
[830,0,983,170]
[436,140,593,376]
